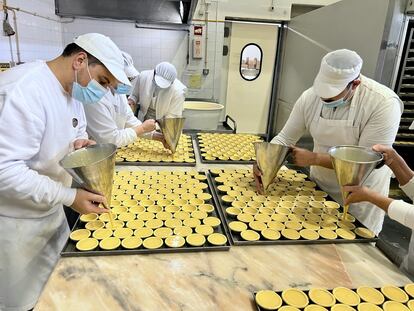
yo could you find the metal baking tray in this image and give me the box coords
[253,286,411,311]
[115,137,196,167]
[195,134,264,165]
[208,168,378,246]
[61,172,230,257]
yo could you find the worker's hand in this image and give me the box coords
[70,189,109,215]
[152,132,170,150]
[344,185,394,212]
[73,139,96,150]
[343,185,376,205]
[372,144,398,167]
[291,145,317,167]
[142,119,156,133]
[128,98,137,112]
[253,162,264,194]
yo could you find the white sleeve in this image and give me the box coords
[401,177,414,202]
[271,94,307,146]
[123,97,142,128]
[83,103,137,148]
[388,199,414,231]
[0,92,76,208]
[128,77,140,104]
[358,98,402,148]
[121,97,152,140]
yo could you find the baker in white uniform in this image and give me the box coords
[0,33,129,311]
[254,49,403,235]
[343,143,414,276]
[121,51,139,96]
[128,61,187,122]
[83,51,164,148]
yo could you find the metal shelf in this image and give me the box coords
[397,133,414,138]
[396,24,414,147]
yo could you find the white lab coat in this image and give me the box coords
[388,178,414,277]
[0,61,87,311]
[272,75,403,235]
[83,90,151,147]
[129,70,186,121]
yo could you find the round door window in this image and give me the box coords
[240,43,263,81]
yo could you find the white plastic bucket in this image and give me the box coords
[183,101,224,130]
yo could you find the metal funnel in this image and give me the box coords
[328,145,383,219]
[157,117,185,153]
[59,143,117,208]
[254,142,290,191]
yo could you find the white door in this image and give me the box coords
[226,22,278,134]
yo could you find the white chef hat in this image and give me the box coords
[154,62,177,88]
[121,51,139,79]
[74,33,131,86]
[313,49,363,98]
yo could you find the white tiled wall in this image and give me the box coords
[0,0,63,63]
[62,19,189,78]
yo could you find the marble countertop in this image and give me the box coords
[36,243,410,311]
[35,147,412,310]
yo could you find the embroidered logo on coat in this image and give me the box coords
[72,118,78,128]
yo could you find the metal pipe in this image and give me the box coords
[3,0,15,65]
[204,1,209,71]
[10,8,20,63]
[3,4,64,23]
[187,29,190,65]
[8,36,14,65]
[211,0,219,100]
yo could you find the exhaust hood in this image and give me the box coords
[55,0,197,25]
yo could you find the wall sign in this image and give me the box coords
[194,25,203,36]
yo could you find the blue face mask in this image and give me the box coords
[114,83,132,95]
[322,86,353,109]
[72,61,108,104]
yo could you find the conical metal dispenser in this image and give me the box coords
[157,117,186,153]
[60,143,117,225]
[254,142,290,193]
[328,145,383,220]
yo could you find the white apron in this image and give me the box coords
[144,96,157,121]
[0,208,69,311]
[309,99,388,235]
[401,237,414,278]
